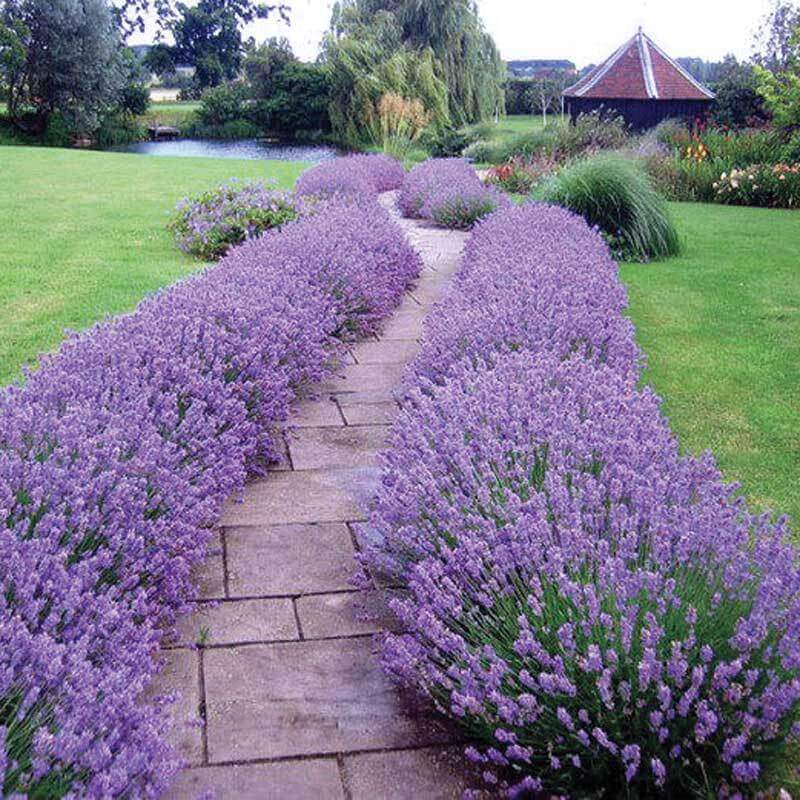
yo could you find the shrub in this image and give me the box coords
[535,153,680,261]
[402,204,639,389]
[553,110,630,158]
[462,138,501,164]
[364,202,800,798]
[0,186,420,797]
[398,158,507,229]
[426,183,511,230]
[169,180,303,261]
[419,124,480,157]
[486,155,559,194]
[366,92,432,156]
[295,153,405,198]
[195,81,249,129]
[714,162,800,208]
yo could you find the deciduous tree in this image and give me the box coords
[0,0,126,134]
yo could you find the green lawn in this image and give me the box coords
[139,101,202,129]
[0,146,307,383]
[621,202,800,527]
[475,113,562,142]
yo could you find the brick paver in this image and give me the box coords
[154,192,474,798]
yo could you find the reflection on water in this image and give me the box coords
[111,138,342,162]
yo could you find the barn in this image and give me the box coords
[563,29,714,130]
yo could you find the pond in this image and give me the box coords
[111,138,342,162]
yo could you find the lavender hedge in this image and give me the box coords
[0,193,420,797]
[296,153,405,198]
[365,203,800,796]
[404,204,640,389]
[169,179,304,261]
[398,158,510,229]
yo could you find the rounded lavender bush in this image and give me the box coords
[406,203,640,389]
[0,194,420,797]
[295,153,405,198]
[169,179,303,260]
[398,158,508,229]
[367,351,800,797]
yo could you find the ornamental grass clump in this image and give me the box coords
[399,158,507,229]
[0,193,419,797]
[535,153,681,261]
[295,153,405,198]
[365,203,800,797]
[169,179,303,260]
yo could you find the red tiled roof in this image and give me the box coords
[564,30,714,101]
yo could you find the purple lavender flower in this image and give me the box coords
[362,203,800,796]
[0,186,419,796]
[398,158,508,229]
[296,153,405,198]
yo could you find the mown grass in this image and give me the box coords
[138,101,201,130]
[476,113,563,143]
[0,146,307,383]
[621,202,800,527]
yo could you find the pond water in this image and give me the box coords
[111,138,342,162]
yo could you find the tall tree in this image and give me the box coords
[753,0,800,71]
[329,0,504,126]
[753,1,800,128]
[171,0,245,89]
[113,0,289,38]
[0,0,126,134]
[711,56,767,127]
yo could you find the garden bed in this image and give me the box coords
[363,202,800,796]
[0,157,415,796]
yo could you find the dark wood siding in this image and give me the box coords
[565,97,712,130]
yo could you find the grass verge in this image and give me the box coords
[621,202,800,527]
[0,145,307,383]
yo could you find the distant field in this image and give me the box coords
[0,146,307,383]
[139,101,202,129]
[478,113,564,142]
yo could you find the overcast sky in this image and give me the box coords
[131,0,778,67]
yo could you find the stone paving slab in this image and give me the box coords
[226,523,356,597]
[204,638,453,763]
[291,398,345,428]
[296,590,397,639]
[221,469,367,526]
[175,598,298,646]
[320,362,407,395]
[339,400,399,427]
[193,531,225,600]
[167,759,344,800]
[351,339,420,365]
[379,309,428,341]
[146,649,203,765]
[288,425,390,471]
[343,746,477,800]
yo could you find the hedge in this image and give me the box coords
[364,203,800,797]
[0,192,420,797]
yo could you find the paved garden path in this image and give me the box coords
[154,194,476,799]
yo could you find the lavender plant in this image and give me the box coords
[365,204,800,797]
[398,158,507,229]
[0,190,420,797]
[295,153,405,198]
[169,179,303,261]
[405,203,640,389]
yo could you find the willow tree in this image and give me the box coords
[324,8,449,145]
[328,0,504,133]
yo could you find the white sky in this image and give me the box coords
[130,0,779,67]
